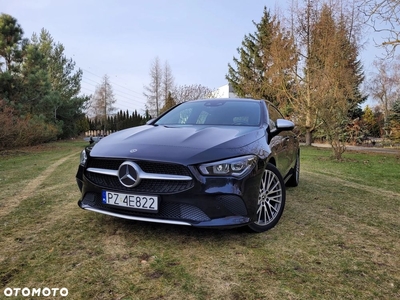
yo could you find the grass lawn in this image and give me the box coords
[0,141,399,299]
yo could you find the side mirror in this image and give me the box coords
[268,119,295,141]
[276,119,295,131]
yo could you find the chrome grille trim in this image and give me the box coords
[87,167,192,181]
[87,168,118,176]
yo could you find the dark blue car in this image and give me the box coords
[76,98,300,232]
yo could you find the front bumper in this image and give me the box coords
[78,191,252,228]
[79,200,251,227]
[76,160,263,229]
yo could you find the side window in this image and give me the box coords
[267,104,283,131]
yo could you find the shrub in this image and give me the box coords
[0,100,59,150]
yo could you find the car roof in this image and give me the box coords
[193,98,263,103]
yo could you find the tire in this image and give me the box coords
[286,151,300,187]
[248,163,286,233]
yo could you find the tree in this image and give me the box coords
[281,0,366,153]
[143,56,163,117]
[0,13,28,106]
[0,13,26,72]
[90,74,117,133]
[390,99,400,142]
[172,84,213,103]
[28,29,89,138]
[307,4,365,159]
[226,7,297,107]
[31,30,85,120]
[368,57,400,138]
[18,42,52,116]
[160,91,176,114]
[283,0,323,145]
[359,0,400,55]
[0,15,89,140]
[392,99,400,122]
[362,105,380,137]
[162,61,174,104]
[0,29,52,117]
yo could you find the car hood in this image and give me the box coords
[89,125,269,165]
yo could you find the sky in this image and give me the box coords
[1,0,387,114]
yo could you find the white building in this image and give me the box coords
[211,83,239,98]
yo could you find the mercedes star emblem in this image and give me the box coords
[117,161,141,188]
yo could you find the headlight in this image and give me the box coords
[198,155,257,177]
[80,149,87,166]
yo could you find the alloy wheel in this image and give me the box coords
[255,167,284,227]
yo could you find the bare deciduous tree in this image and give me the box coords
[359,0,400,55]
[144,58,175,117]
[143,56,163,118]
[89,74,117,132]
[172,84,213,103]
[369,57,400,137]
[162,61,174,104]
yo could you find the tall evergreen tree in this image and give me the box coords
[392,100,400,121]
[0,13,25,72]
[0,14,27,105]
[19,43,51,116]
[160,91,176,114]
[226,7,296,107]
[29,29,89,137]
[308,4,365,159]
[31,30,86,119]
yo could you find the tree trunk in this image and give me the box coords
[305,129,313,146]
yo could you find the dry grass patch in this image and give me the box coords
[0,142,399,299]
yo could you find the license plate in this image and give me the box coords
[102,191,158,212]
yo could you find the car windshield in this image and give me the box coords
[155,100,261,126]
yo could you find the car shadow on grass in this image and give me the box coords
[94,213,253,239]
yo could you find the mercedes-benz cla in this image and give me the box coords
[76,98,300,232]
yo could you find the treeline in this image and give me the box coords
[85,109,150,133]
[0,14,89,149]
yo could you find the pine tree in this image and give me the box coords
[0,13,25,72]
[308,4,365,159]
[362,105,379,137]
[160,92,176,114]
[31,29,85,120]
[226,7,296,107]
[0,14,28,106]
[18,43,51,115]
